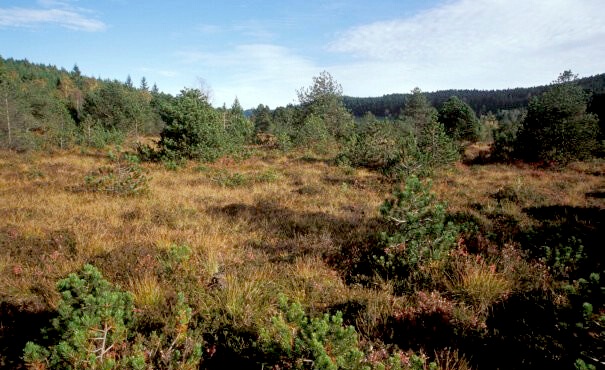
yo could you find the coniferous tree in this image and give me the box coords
[438,96,480,142]
[252,104,272,133]
[140,77,148,91]
[157,88,227,161]
[297,71,354,142]
[515,71,600,164]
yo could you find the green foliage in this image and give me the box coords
[212,171,249,188]
[259,294,364,369]
[84,150,150,196]
[158,88,223,161]
[515,71,600,164]
[134,292,204,370]
[23,265,203,370]
[295,113,333,153]
[295,71,355,148]
[438,96,480,142]
[259,294,428,370]
[156,89,250,162]
[23,264,137,369]
[374,176,459,293]
[252,103,273,133]
[0,60,79,151]
[542,237,586,280]
[224,98,255,147]
[78,117,126,148]
[575,358,596,370]
[158,243,192,277]
[338,115,413,174]
[340,90,458,179]
[413,111,460,174]
[491,109,526,161]
[268,105,299,151]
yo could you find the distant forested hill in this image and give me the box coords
[343,73,605,117]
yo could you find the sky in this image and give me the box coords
[1,0,604,109]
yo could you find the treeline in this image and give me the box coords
[2,55,603,168]
[343,73,605,118]
[0,56,182,150]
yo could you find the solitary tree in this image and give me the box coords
[515,71,600,164]
[296,71,353,141]
[438,96,480,142]
[158,88,224,161]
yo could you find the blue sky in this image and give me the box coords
[1,0,604,109]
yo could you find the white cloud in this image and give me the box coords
[329,0,605,95]
[176,44,319,108]
[162,0,605,108]
[0,5,106,31]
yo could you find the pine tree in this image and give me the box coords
[438,96,480,142]
[140,76,148,91]
[515,71,600,164]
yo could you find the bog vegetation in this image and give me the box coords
[1,56,604,369]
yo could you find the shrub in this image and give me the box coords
[515,71,600,164]
[374,176,459,293]
[157,88,235,162]
[294,113,333,154]
[23,264,203,370]
[258,294,364,369]
[491,109,525,162]
[339,91,458,179]
[339,118,411,172]
[78,117,126,148]
[23,264,139,369]
[438,96,480,142]
[258,294,433,370]
[212,170,250,187]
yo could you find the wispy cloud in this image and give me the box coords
[176,44,318,108]
[329,0,605,95]
[0,2,106,32]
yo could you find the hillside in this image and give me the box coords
[343,73,605,117]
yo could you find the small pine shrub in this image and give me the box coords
[258,294,432,370]
[78,118,126,148]
[259,294,364,369]
[374,176,459,293]
[23,265,203,370]
[23,264,139,369]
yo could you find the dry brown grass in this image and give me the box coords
[1,146,603,368]
[0,147,387,328]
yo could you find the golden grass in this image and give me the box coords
[453,259,512,313]
[1,146,603,352]
[128,274,164,308]
[0,147,387,329]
